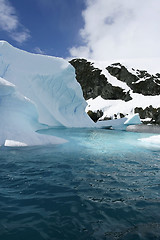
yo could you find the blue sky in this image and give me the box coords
[0,0,85,58]
[0,0,160,60]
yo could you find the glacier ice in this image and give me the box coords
[0,77,67,146]
[95,114,141,130]
[0,41,93,128]
[0,41,94,146]
[124,114,142,126]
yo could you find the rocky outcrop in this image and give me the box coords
[87,110,103,122]
[70,59,160,124]
[135,106,160,124]
[107,63,160,96]
[70,59,131,101]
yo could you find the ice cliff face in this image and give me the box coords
[0,41,93,128]
[0,77,67,146]
[0,41,93,146]
[70,58,160,124]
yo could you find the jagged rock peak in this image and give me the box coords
[70,58,131,101]
[106,63,160,96]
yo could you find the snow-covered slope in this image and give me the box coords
[70,58,160,124]
[0,41,93,129]
[86,94,160,120]
[94,58,160,76]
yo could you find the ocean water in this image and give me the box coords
[0,128,160,240]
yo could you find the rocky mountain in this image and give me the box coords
[107,63,160,96]
[70,59,131,101]
[70,58,160,124]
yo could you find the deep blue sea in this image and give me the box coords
[0,128,160,240]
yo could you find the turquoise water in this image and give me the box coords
[0,128,160,240]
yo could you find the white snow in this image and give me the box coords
[141,118,152,122]
[121,58,160,75]
[86,58,160,120]
[93,61,130,92]
[93,58,160,75]
[86,94,160,120]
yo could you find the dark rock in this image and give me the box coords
[103,116,112,121]
[153,108,160,124]
[69,59,132,101]
[132,78,160,95]
[107,63,139,85]
[120,113,125,118]
[136,69,151,79]
[156,73,160,78]
[135,106,160,124]
[70,58,160,124]
[124,91,132,101]
[87,110,103,122]
[135,107,146,119]
[107,63,160,96]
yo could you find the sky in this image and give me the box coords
[0,0,160,60]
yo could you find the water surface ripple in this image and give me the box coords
[0,129,160,240]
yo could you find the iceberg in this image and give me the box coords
[0,41,94,146]
[0,77,67,146]
[138,135,160,149]
[0,41,93,128]
[95,114,141,130]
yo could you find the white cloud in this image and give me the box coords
[0,0,18,31]
[11,31,30,44]
[34,47,46,55]
[69,0,160,60]
[0,0,30,43]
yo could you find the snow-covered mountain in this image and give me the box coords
[0,41,93,146]
[70,58,160,124]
